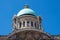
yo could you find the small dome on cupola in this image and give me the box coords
[17,4,35,16]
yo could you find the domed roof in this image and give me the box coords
[17,5,35,16]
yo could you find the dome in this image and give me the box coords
[17,5,35,16]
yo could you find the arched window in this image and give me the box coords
[23,21,25,27]
[31,21,33,26]
[19,22,21,28]
[27,21,29,27]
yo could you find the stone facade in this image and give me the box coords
[0,5,60,40]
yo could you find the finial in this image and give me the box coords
[24,4,29,8]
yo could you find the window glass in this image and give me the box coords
[27,21,29,27]
[23,21,25,27]
[31,21,33,26]
[19,22,21,28]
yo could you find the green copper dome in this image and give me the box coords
[17,5,35,16]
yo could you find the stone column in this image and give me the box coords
[25,21,27,27]
[29,21,31,27]
[21,21,23,28]
[18,22,20,29]
[33,21,35,28]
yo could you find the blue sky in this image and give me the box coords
[0,0,60,35]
